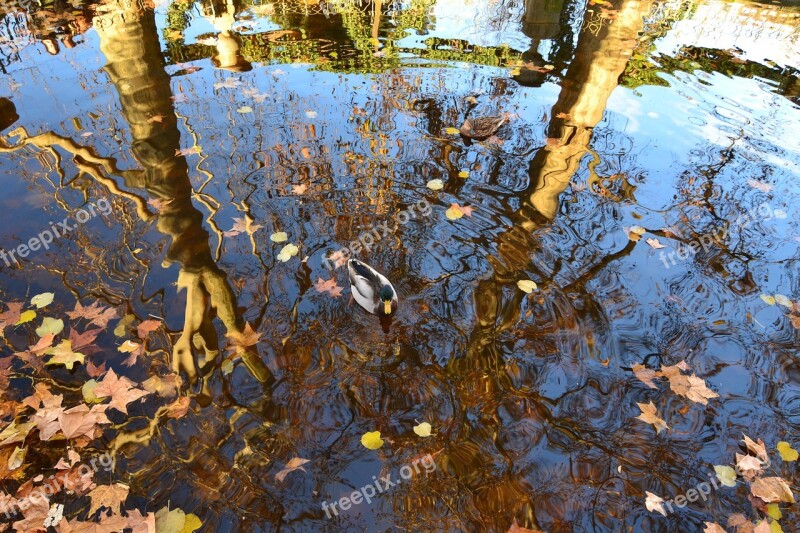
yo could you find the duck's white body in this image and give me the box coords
[347,259,398,316]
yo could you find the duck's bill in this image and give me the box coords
[383,300,392,314]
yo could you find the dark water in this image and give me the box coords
[0,0,799,531]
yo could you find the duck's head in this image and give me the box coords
[379,285,395,315]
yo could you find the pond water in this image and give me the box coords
[0,0,799,531]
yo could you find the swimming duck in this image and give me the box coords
[459,113,508,139]
[348,259,398,316]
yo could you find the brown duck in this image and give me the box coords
[459,113,508,140]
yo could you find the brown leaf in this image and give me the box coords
[632,364,661,389]
[0,302,23,331]
[661,364,718,404]
[326,250,349,269]
[507,517,544,533]
[292,184,307,195]
[644,491,666,516]
[136,319,161,339]
[142,373,182,398]
[636,402,668,433]
[275,457,310,482]
[69,328,101,353]
[164,396,190,419]
[226,322,262,354]
[87,483,129,516]
[735,453,763,481]
[314,277,344,297]
[703,523,727,533]
[93,369,151,414]
[742,435,769,463]
[750,476,794,503]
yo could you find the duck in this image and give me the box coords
[348,259,398,316]
[459,113,509,140]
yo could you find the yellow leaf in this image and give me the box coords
[760,294,776,305]
[444,127,460,135]
[445,205,464,220]
[777,441,798,462]
[36,317,64,337]
[509,68,521,76]
[766,503,782,520]
[7,446,26,470]
[361,431,384,450]
[181,513,202,533]
[636,401,668,433]
[118,340,141,353]
[31,292,55,308]
[774,294,793,308]
[769,520,783,533]
[270,232,288,243]
[457,170,469,178]
[46,340,85,370]
[82,380,103,404]
[15,309,36,325]
[426,179,444,191]
[413,422,432,437]
[517,280,538,294]
[276,243,299,262]
[237,106,253,114]
[713,465,737,487]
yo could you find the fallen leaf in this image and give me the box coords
[361,430,384,450]
[237,106,253,113]
[750,477,794,503]
[36,317,64,337]
[645,491,666,516]
[46,340,85,370]
[226,322,262,354]
[517,280,537,293]
[626,226,646,241]
[632,364,661,389]
[155,506,202,533]
[275,457,310,482]
[426,179,444,191]
[327,250,348,269]
[507,517,544,533]
[743,435,769,463]
[114,314,135,337]
[7,446,26,470]
[137,319,161,339]
[224,217,262,237]
[636,402,668,433]
[31,292,55,308]
[16,309,37,325]
[660,364,718,404]
[413,422,432,437]
[93,369,151,414]
[714,465,737,487]
[736,453,764,480]
[305,110,317,118]
[277,243,299,262]
[646,238,665,249]
[0,302,23,330]
[446,204,464,220]
[147,115,164,123]
[766,503,782,520]
[704,523,727,533]
[87,483,129,516]
[760,294,776,305]
[292,184,307,195]
[164,396,190,419]
[444,127,460,135]
[314,277,343,297]
[270,231,288,243]
[776,441,798,462]
[458,170,469,178]
[747,179,773,193]
[460,205,474,217]
[175,145,201,157]
[773,294,793,308]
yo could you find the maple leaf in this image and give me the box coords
[124,509,157,533]
[87,483,129,516]
[136,319,161,339]
[750,476,794,503]
[314,277,344,297]
[69,328,101,353]
[461,205,474,217]
[644,491,666,516]
[175,145,200,157]
[33,404,64,441]
[119,340,145,367]
[292,184,307,195]
[22,382,63,410]
[142,373,182,398]
[85,360,107,379]
[660,363,718,404]
[89,308,118,329]
[12,496,49,532]
[46,340,86,370]
[275,457,310,482]
[226,322,262,354]
[66,301,106,322]
[0,301,23,331]
[93,369,151,414]
[646,237,665,249]
[28,333,56,354]
[58,404,110,439]
[632,364,661,389]
[636,402,668,433]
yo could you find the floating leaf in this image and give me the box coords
[446,204,464,220]
[632,364,660,389]
[305,110,317,118]
[114,314,135,337]
[703,523,726,533]
[426,179,444,191]
[237,106,253,113]
[517,280,537,294]
[31,292,55,308]
[766,503,782,520]
[774,294,793,308]
[270,231,288,243]
[760,294,776,305]
[118,340,141,353]
[35,317,64,337]
[646,238,665,249]
[636,402,668,433]
[82,379,102,404]
[776,441,798,462]
[714,465,737,487]
[413,422,432,437]
[750,477,795,503]
[275,457,310,482]
[314,277,343,297]
[155,506,202,533]
[458,170,469,178]
[743,434,769,462]
[46,340,85,370]
[7,446,26,470]
[15,309,36,325]
[626,226,646,242]
[276,243,299,262]
[444,127,460,135]
[361,430,384,450]
[644,491,666,516]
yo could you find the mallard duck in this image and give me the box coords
[459,114,508,139]
[348,259,398,316]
